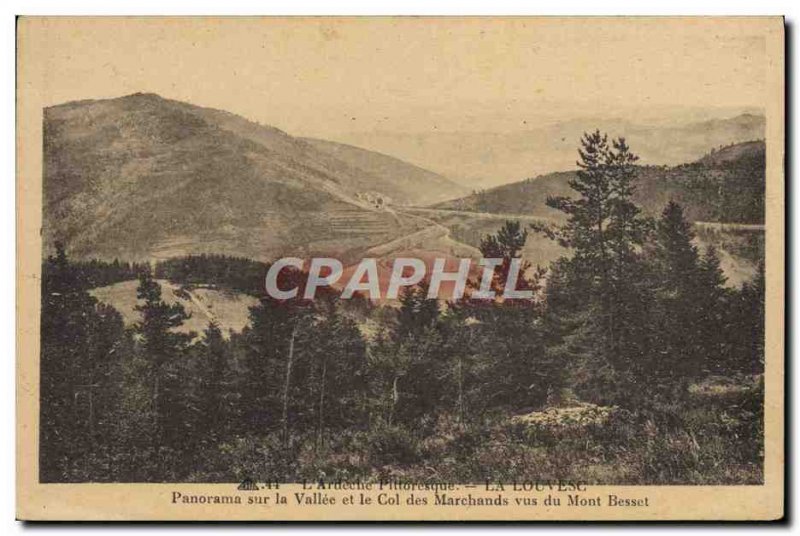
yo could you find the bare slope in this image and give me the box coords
[43,93,433,261]
[89,279,258,337]
[302,138,467,205]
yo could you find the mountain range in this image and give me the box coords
[43,93,765,267]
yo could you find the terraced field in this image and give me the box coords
[328,209,398,236]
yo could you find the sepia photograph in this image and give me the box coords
[15,15,785,521]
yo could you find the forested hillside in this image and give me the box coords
[438,140,765,224]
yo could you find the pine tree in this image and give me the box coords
[696,246,730,374]
[242,286,316,446]
[477,220,535,298]
[654,201,700,291]
[197,322,232,444]
[451,222,549,410]
[437,309,482,425]
[107,331,159,481]
[388,326,447,425]
[648,201,704,394]
[40,243,126,481]
[397,281,439,337]
[308,312,368,447]
[133,271,193,455]
[540,132,654,404]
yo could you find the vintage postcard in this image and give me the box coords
[16,17,784,521]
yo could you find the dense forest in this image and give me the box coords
[40,132,765,484]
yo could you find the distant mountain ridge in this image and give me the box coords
[696,139,765,166]
[43,93,459,261]
[338,113,766,188]
[437,140,766,225]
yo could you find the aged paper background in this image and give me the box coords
[16,16,784,521]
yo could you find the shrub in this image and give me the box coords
[365,422,421,466]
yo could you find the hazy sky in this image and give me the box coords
[24,17,769,137]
